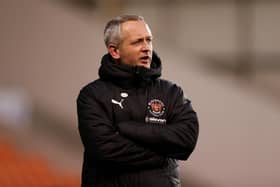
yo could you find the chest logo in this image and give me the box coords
[148,99,165,117]
[112,99,124,109]
[121,92,128,98]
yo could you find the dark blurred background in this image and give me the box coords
[0,0,280,186]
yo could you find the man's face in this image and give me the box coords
[117,20,153,69]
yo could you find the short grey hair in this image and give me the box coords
[104,15,145,47]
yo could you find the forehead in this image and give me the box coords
[120,20,152,39]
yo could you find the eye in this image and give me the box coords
[146,37,153,43]
[131,39,142,45]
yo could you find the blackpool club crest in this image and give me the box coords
[147,99,165,117]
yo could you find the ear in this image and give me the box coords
[108,44,120,59]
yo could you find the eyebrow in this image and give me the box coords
[132,36,153,42]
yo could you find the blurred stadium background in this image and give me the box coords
[0,0,280,186]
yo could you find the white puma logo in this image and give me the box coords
[111,99,124,109]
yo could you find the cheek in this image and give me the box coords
[121,51,137,64]
[126,47,140,57]
[120,46,141,63]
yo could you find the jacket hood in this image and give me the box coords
[98,51,162,88]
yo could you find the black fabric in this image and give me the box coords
[77,51,199,187]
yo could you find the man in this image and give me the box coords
[77,15,199,187]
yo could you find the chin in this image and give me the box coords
[139,64,150,69]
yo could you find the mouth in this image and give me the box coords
[140,56,151,63]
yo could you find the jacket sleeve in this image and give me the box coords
[118,87,199,160]
[77,87,166,169]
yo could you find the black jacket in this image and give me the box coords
[77,52,199,187]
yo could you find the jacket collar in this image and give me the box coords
[98,51,162,89]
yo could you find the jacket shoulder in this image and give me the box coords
[156,79,183,96]
[78,79,112,99]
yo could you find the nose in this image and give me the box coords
[141,40,152,52]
